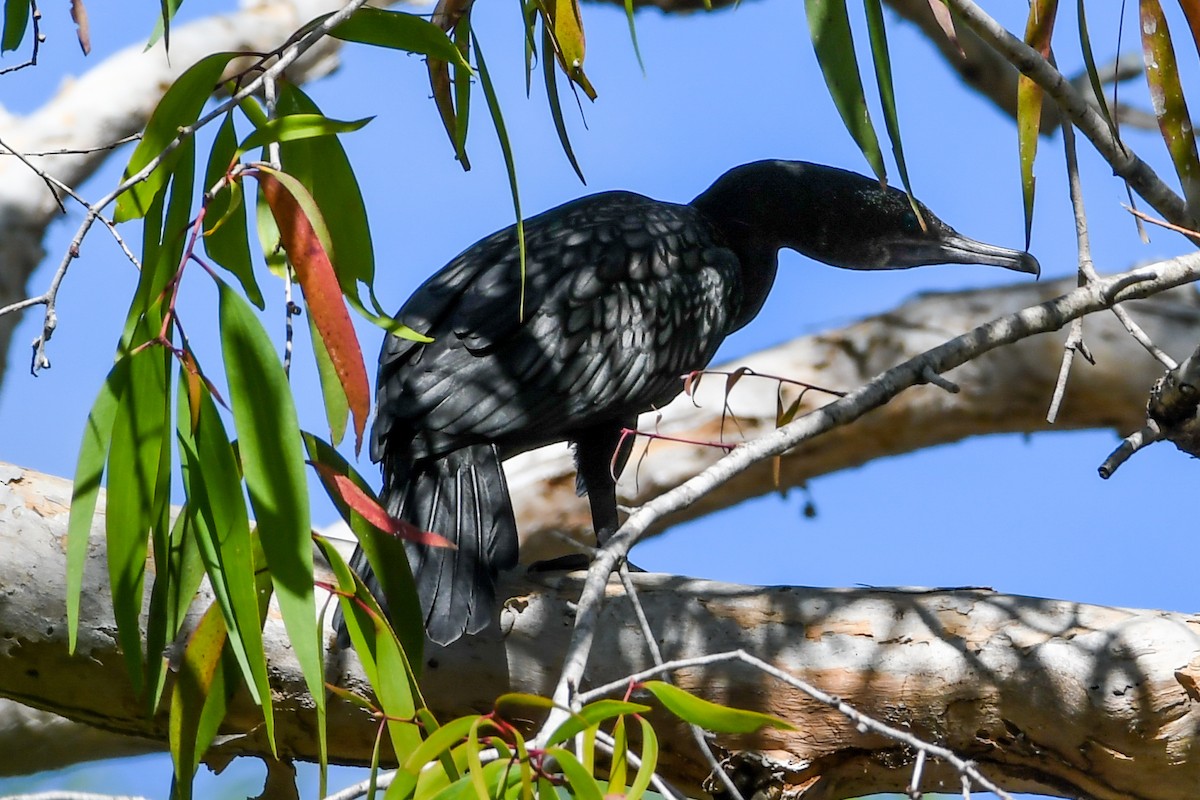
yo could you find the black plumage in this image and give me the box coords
[342,160,1040,646]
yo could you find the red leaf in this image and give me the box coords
[309,461,456,549]
[259,171,370,453]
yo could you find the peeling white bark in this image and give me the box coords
[3,460,1200,799]
[508,278,1200,562]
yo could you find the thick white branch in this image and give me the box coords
[508,276,1200,562]
[3,461,1200,798]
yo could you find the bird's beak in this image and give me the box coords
[934,232,1041,277]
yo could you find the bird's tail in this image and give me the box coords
[337,444,519,647]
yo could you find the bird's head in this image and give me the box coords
[693,160,1041,277]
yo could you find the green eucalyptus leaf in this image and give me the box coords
[641,681,794,734]
[332,7,469,66]
[804,0,885,182]
[115,52,238,222]
[219,282,325,767]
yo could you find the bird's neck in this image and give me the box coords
[717,224,781,333]
[689,205,785,333]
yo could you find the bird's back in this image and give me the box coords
[372,191,743,465]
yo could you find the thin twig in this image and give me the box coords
[1098,420,1163,478]
[0,0,42,76]
[579,650,1012,799]
[0,133,142,158]
[616,566,744,800]
[542,253,1200,755]
[16,0,375,374]
[946,0,1194,235]
[1047,116,1094,424]
[0,136,140,271]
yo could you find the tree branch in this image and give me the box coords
[507,274,1200,562]
[0,0,387,382]
[1,461,1199,800]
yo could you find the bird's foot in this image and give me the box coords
[527,554,646,573]
[528,554,591,573]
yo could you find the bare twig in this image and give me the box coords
[1098,420,1163,478]
[543,253,1200,753]
[0,136,140,273]
[17,0,375,374]
[615,566,743,800]
[946,0,1195,234]
[0,0,42,76]
[1047,117,1095,424]
[579,650,1012,799]
[919,365,959,393]
[0,134,142,158]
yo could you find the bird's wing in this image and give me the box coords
[373,193,739,461]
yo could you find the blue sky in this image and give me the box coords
[1,0,1197,796]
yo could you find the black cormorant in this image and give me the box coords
[343,160,1040,646]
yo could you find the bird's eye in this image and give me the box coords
[901,211,919,234]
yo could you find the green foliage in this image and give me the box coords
[641,681,795,734]
[59,2,1200,797]
[804,0,885,183]
[114,52,238,222]
[1140,0,1200,220]
[2,0,30,53]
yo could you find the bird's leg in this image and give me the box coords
[527,421,634,575]
[573,421,634,545]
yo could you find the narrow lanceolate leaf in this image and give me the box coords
[218,283,325,766]
[120,138,194,351]
[451,17,473,172]
[626,717,659,800]
[237,114,372,156]
[308,461,454,548]
[473,33,527,319]
[67,357,130,653]
[641,681,795,734]
[1077,0,1116,136]
[169,603,229,800]
[805,0,885,183]
[609,716,628,794]
[426,18,472,171]
[623,0,645,74]
[177,376,275,745]
[115,52,238,222]
[145,0,183,51]
[69,0,90,54]
[1141,0,1200,217]
[1017,0,1058,250]
[546,699,651,746]
[541,0,598,100]
[304,434,423,660]
[331,6,469,65]
[387,714,480,800]
[925,0,961,56]
[105,345,171,692]
[863,0,919,220]
[203,113,262,308]
[316,535,423,761]
[144,360,177,711]
[259,168,370,453]
[546,747,604,800]
[542,21,586,184]
[2,0,31,53]
[277,85,377,292]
